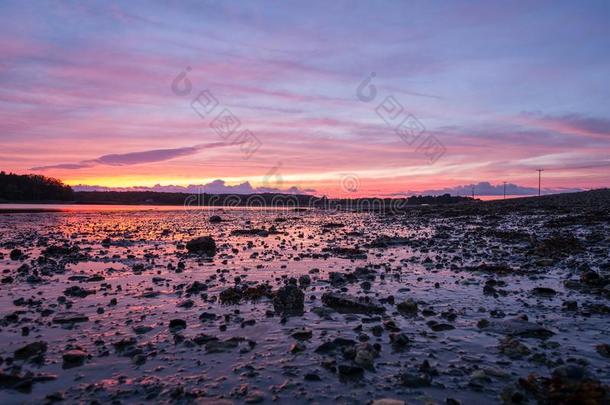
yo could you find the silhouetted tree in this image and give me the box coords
[0,172,74,201]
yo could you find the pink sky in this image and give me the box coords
[1,2,609,197]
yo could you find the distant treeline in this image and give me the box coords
[0,172,74,202]
[73,190,470,208]
[74,191,320,206]
[0,171,471,207]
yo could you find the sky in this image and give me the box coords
[1,0,609,197]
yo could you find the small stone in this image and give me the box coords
[133,325,153,334]
[399,371,431,387]
[9,249,23,260]
[14,341,47,361]
[371,400,405,405]
[290,342,306,353]
[62,349,87,368]
[498,336,531,359]
[337,364,364,378]
[244,389,265,403]
[321,293,385,314]
[273,285,304,314]
[64,286,95,298]
[291,328,313,340]
[186,236,216,256]
[596,343,610,358]
[298,274,311,287]
[427,321,455,332]
[169,319,187,331]
[304,372,321,381]
[52,312,89,324]
[389,332,410,347]
[532,287,557,296]
[396,298,418,314]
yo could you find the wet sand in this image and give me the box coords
[1,191,609,404]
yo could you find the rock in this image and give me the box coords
[43,244,79,257]
[9,249,23,260]
[396,298,418,314]
[231,229,269,237]
[133,325,153,334]
[199,312,218,322]
[64,286,95,298]
[193,334,218,345]
[112,337,138,356]
[596,343,610,358]
[290,342,306,353]
[273,285,304,314]
[580,271,602,285]
[169,319,187,331]
[291,328,313,340]
[427,320,455,332]
[563,300,578,311]
[354,343,378,370]
[477,318,490,328]
[0,371,57,392]
[304,373,322,381]
[186,281,207,294]
[389,332,410,348]
[532,287,557,296]
[220,285,271,304]
[244,389,265,403]
[337,364,364,378]
[321,293,385,314]
[209,215,222,223]
[371,400,405,405]
[484,317,554,339]
[132,353,147,365]
[329,272,347,286]
[533,234,582,258]
[298,274,311,287]
[52,312,89,324]
[205,337,248,353]
[315,337,356,354]
[323,246,367,259]
[14,341,47,361]
[498,336,531,359]
[399,371,432,387]
[186,236,216,256]
[62,349,87,368]
[177,299,194,308]
[519,365,609,404]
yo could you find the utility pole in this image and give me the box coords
[503,181,507,200]
[536,169,544,197]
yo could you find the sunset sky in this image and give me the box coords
[1,1,609,197]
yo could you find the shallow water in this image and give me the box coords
[0,208,608,404]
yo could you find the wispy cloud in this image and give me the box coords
[521,113,610,139]
[31,143,227,171]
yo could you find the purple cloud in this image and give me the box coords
[31,142,227,170]
[72,179,313,195]
[401,181,583,196]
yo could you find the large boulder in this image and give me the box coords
[186,236,216,256]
